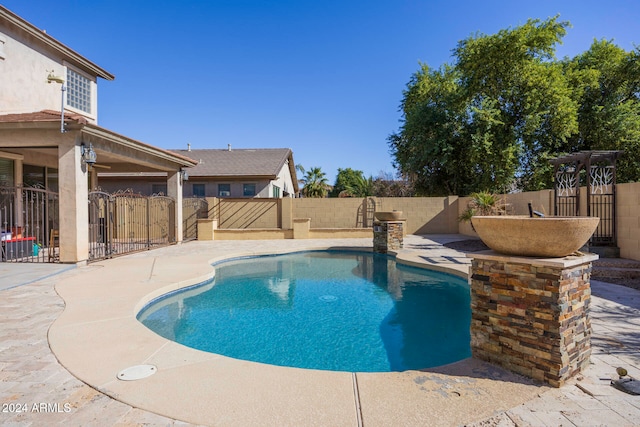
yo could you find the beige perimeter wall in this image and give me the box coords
[617,182,640,260]
[202,184,640,261]
[210,196,459,234]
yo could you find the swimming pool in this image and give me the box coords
[138,251,471,372]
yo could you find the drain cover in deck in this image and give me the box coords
[117,364,157,381]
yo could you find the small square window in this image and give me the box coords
[66,68,92,113]
[243,183,256,197]
[218,183,231,197]
[193,183,205,197]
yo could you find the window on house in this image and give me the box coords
[46,168,59,193]
[243,183,256,197]
[0,158,14,186]
[23,164,44,188]
[192,183,205,197]
[152,184,167,195]
[66,68,92,113]
[218,183,231,197]
[272,185,281,198]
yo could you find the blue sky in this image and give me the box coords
[4,0,639,183]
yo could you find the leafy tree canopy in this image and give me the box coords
[330,168,373,197]
[389,16,640,195]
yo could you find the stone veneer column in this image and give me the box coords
[468,252,598,387]
[373,220,403,253]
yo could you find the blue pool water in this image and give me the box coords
[138,251,471,372]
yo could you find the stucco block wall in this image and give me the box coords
[212,198,280,229]
[291,197,459,234]
[617,182,640,260]
[458,190,553,221]
[377,197,459,234]
[203,196,460,234]
[293,198,368,229]
[98,183,637,260]
[213,229,292,240]
[206,186,639,259]
[502,190,554,216]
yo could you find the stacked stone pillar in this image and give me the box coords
[469,252,598,387]
[373,221,403,253]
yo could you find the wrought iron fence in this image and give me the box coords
[88,190,176,262]
[551,151,622,247]
[0,186,59,263]
[183,197,209,241]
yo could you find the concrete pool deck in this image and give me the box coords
[2,235,640,426]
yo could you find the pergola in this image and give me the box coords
[549,150,624,248]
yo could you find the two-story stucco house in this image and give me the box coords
[0,5,197,263]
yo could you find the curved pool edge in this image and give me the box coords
[135,245,468,319]
[134,245,376,314]
[48,238,545,426]
[137,249,471,372]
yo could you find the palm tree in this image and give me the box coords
[458,191,505,230]
[299,166,329,198]
[340,175,374,197]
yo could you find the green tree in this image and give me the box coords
[456,17,578,191]
[389,63,470,195]
[390,17,640,195]
[298,166,329,198]
[563,40,640,182]
[331,168,373,197]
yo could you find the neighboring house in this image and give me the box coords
[0,5,197,263]
[98,147,299,198]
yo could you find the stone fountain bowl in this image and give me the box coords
[470,216,600,258]
[374,211,404,221]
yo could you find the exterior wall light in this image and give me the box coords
[181,169,189,182]
[46,72,65,84]
[81,143,97,166]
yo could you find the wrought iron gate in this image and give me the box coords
[0,185,59,263]
[183,197,209,241]
[88,190,176,262]
[550,151,623,247]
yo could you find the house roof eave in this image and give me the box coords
[81,124,198,168]
[0,111,197,170]
[286,151,299,193]
[0,5,115,80]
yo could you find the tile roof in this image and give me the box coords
[171,148,293,178]
[0,109,88,124]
